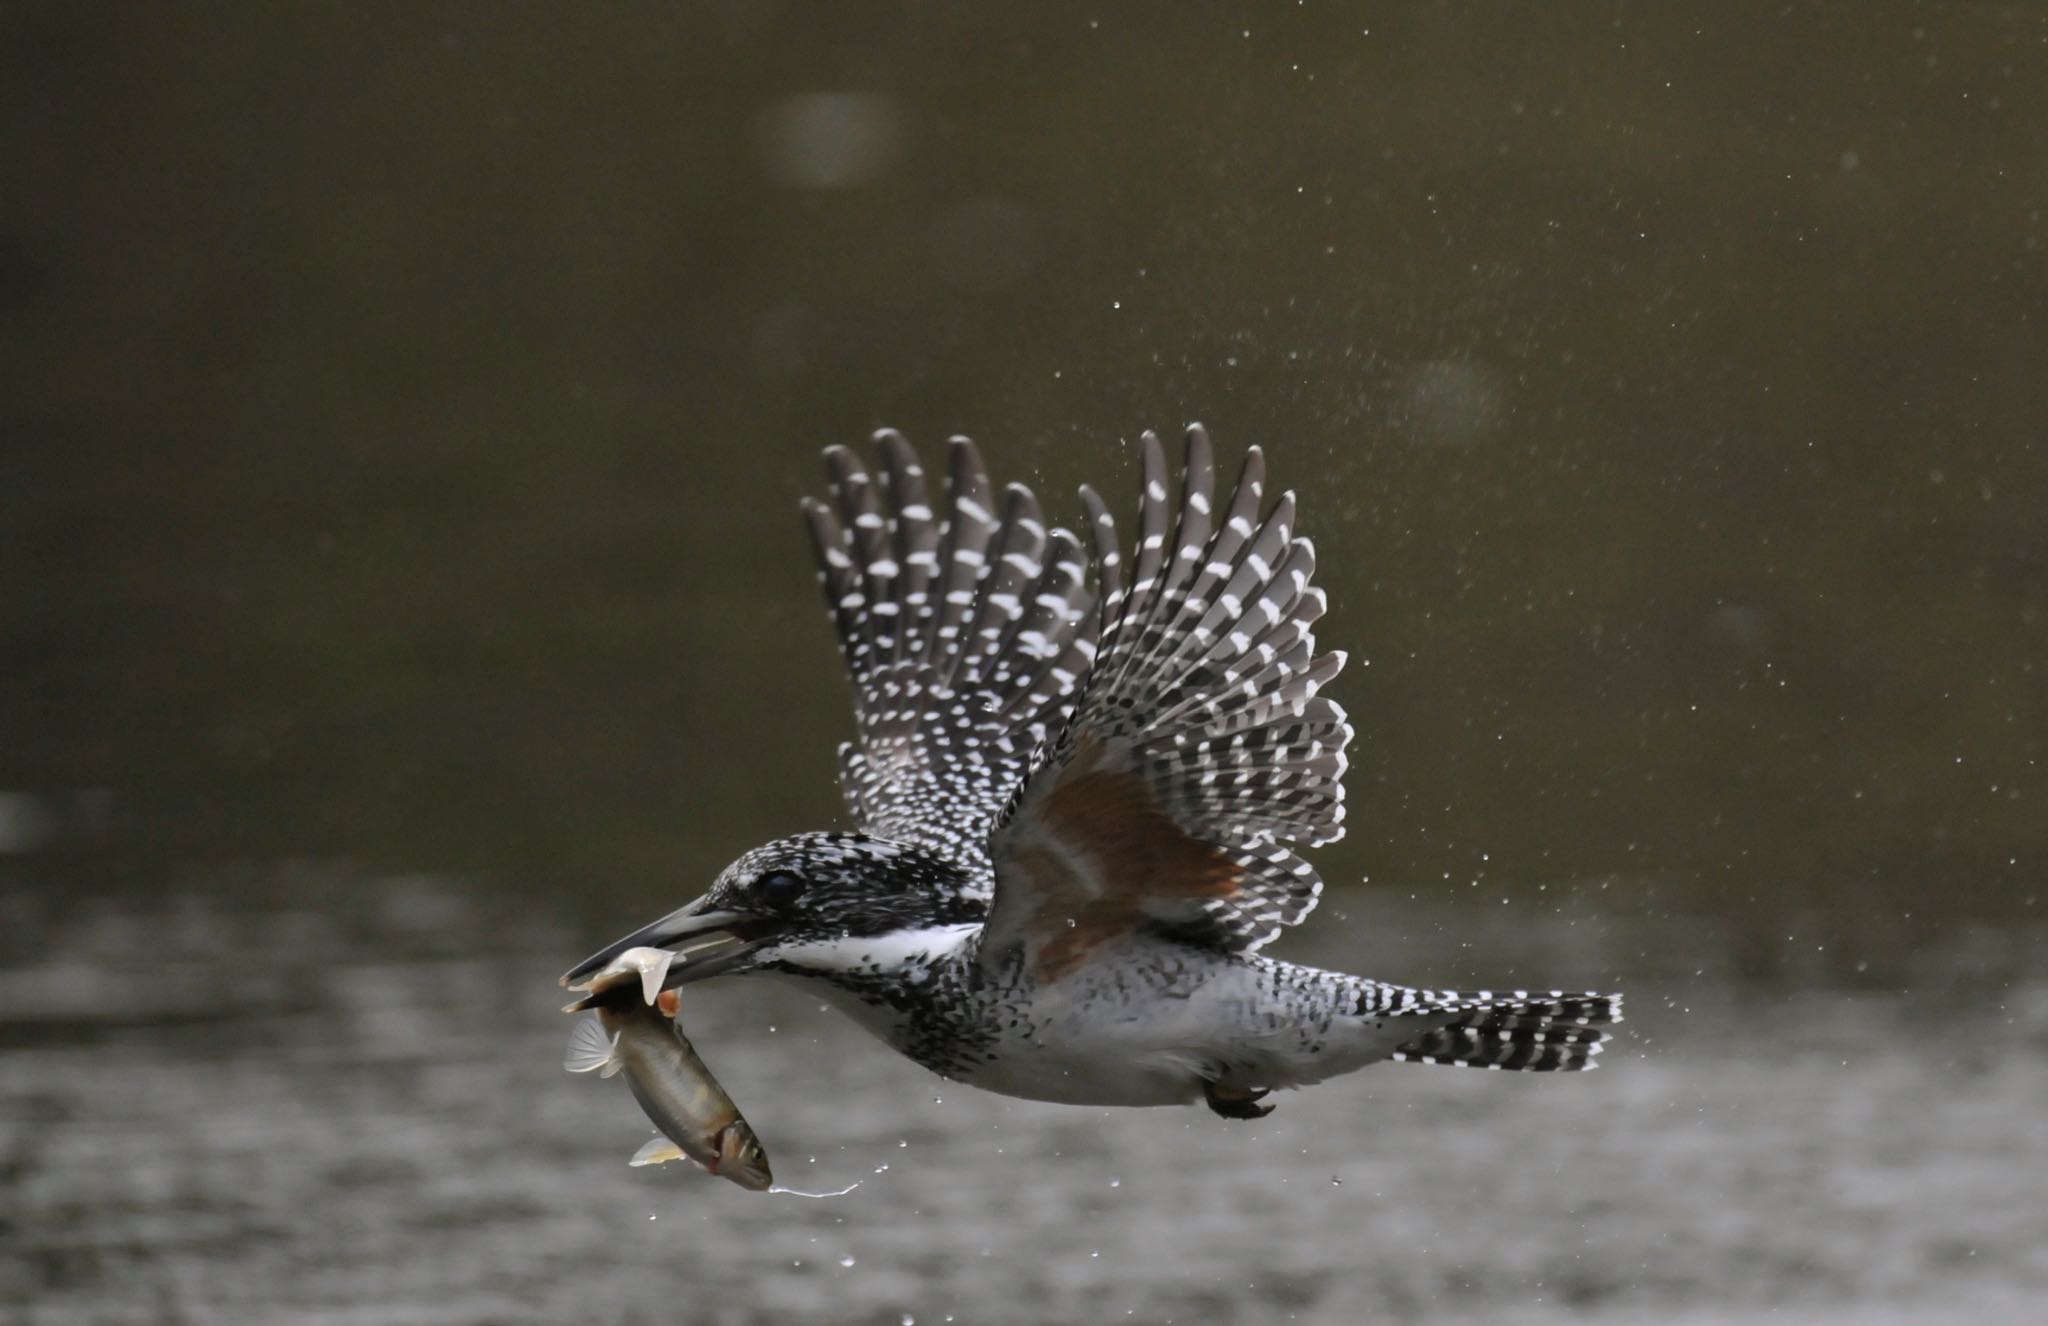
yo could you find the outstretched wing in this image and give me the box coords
[804,432,1098,873]
[982,425,1351,979]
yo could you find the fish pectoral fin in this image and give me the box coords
[563,1018,622,1075]
[629,1136,688,1168]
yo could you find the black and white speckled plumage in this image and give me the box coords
[804,432,1098,877]
[570,426,1621,1112]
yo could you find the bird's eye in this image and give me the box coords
[756,870,806,908]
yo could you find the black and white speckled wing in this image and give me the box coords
[982,425,1351,976]
[804,432,1098,874]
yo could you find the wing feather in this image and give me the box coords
[808,425,1351,958]
[983,425,1353,975]
[808,435,1095,873]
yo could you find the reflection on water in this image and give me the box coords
[3,871,2043,1325]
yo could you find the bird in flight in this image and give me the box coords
[563,426,1619,1118]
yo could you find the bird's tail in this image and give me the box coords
[1392,989,1622,1072]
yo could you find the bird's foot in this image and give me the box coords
[1203,1082,1274,1120]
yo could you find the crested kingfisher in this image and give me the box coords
[564,427,1620,1119]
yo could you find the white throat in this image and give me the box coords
[763,922,981,1048]
[765,922,980,978]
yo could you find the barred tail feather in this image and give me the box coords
[1391,991,1623,1072]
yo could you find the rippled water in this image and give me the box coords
[3,872,2043,1325]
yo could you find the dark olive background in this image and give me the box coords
[5,4,2042,969]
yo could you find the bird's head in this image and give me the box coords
[560,831,986,996]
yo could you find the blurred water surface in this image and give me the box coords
[2,872,2044,1325]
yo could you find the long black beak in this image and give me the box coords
[559,897,778,993]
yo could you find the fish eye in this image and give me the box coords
[755,870,806,908]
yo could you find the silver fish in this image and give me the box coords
[563,946,773,1192]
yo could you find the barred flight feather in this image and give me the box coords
[982,425,1354,966]
[806,433,1096,875]
[810,425,1353,966]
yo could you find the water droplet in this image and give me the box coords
[1108,1177,1120,1188]
[1331,1176,1342,1186]
[902,1317,916,1326]
[839,1254,857,1268]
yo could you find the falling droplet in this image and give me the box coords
[1108,1177,1121,1189]
[839,1254,857,1268]
[1330,1176,1342,1186]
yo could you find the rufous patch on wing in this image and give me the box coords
[1021,741,1243,982]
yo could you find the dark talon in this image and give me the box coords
[1203,1082,1275,1120]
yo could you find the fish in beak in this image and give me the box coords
[559,897,779,998]
[562,946,773,1192]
